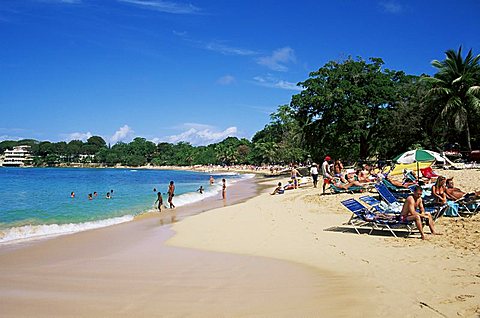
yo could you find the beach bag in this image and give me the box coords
[444,201,459,217]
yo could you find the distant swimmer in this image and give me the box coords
[110,189,114,195]
[155,192,163,212]
[88,193,93,200]
[209,176,215,185]
[168,181,176,209]
[222,178,226,200]
[70,191,75,198]
[153,188,157,192]
[197,186,204,194]
[93,191,98,198]
[106,192,111,199]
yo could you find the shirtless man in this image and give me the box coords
[322,156,334,194]
[400,186,439,240]
[291,165,302,189]
[446,178,480,201]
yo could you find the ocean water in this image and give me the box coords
[0,167,250,244]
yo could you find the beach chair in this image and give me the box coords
[328,178,365,194]
[341,199,415,237]
[375,183,445,220]
[455,196,480,217]
[420,167,439,180]
[359,195,381,207]
[381,179,412,198]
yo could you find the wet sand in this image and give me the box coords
[0,177,369,317]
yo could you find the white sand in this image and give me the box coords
[168,172,480,317]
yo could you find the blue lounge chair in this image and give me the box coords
[375,183,444,220]
[381,178,412,198]
[341,198,415,237]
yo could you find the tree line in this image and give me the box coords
[1,47,479,166]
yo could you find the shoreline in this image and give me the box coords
[0,175,372,317]
[1,170,479,316]
[0,172,258,246]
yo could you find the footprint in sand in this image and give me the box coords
[456,295,475,302]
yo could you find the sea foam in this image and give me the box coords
[0,215,134,244]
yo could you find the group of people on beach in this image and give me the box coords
[70,190,113,200]
[154,181,176,212]
[154,177,227,212]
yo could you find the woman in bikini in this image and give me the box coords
[431,176,447,205]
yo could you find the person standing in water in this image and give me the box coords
[197,186,204,194]
[209,176,215,185]
[168,181,175,209]
[222,178,227,200]
[155,192,163,212]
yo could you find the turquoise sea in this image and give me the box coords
[0,167,248,243]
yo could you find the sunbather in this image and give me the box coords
[431,176,447,205]
[386,176,415,188]
[446,178,480,201]
[332,178,365,191]
[400,186,440,240]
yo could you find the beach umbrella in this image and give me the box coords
[393,150,444,179]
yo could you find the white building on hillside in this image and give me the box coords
[2,145,33,167]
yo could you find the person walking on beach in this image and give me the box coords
[168,181,176,209]
[310,163,319,188]
[322,156,333,194]
[400,186,440,240]
[222,178,226,199]
[155,192,163,212]
[291,165,302,189]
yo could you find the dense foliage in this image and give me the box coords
[1,47,479,166]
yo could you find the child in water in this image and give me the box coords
[222,179,226,199]
[155,192,163,212]
[197,186,204,194]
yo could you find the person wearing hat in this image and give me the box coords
[322,156,334,194]
[310,163,319,188]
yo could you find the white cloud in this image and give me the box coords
[217,75,235,85]
[0,135,24,141]
[256,47,296,72]
[204,41,257,56]
[379,1,403,13]
[166,125,238,145]
[118,0,201,14]
[66,131,93,142]
[252,75,302,91]
[110,125,134,144]
[172,30,187,37]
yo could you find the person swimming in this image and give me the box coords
[70,191,75,198]
[93,191,98,198]
[88,193,93,200]
[106,192,111,199]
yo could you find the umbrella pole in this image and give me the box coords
[417,161,419,182]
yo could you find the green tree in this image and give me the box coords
[291,57,403,160]
[422,47,480,150]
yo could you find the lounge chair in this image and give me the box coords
[381,178,412,198]
[328,178,365,194]
[420,167,439,180]
[341,198,415,237]
[375,183,445,220]
[455,196,480,217]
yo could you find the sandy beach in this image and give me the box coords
[1,169,479,317]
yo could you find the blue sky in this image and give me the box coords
[1,0,479,145]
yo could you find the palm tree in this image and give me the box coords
[422,46,480,150]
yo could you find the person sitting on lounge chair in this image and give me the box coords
[400,186,440,240]
[431,176,447,205]
[386,176,415,188]
[445,178,480,201]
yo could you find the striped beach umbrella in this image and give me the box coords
[393,149,444,180]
